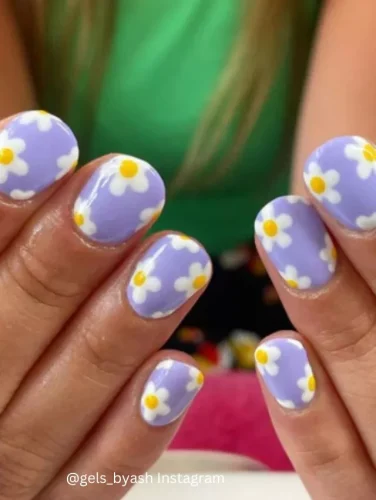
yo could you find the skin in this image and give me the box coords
[0,0,376,498]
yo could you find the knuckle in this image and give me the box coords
[315,309,376,362]
[296,440,351,478]
[0,429,58,498]
[4,243,82,309]
[80,328,135,381]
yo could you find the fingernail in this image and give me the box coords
[255,195,336,289]
[304,136,376,231]
[255,338,316,410]
[0,110,78,200]
[73,155,165,243]
[127,233,212,318]
[141,360,204,426]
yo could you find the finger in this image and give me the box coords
[0,153,165,412]
[0,232,211,498]
[38,352,203,500]
[254,333,376,500]
[303,136,376,294]
[0,110,78,251]
[255,195,376,464]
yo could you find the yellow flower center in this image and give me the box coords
[152,210,162,222]
[286,279,298,288]
[255,348,268,365]
[133,270,147,287]
[73,212,85,226]
[180,234,191,240]
[71,159,78,170]
[308,375,316,392]
[193,274,207,290]
[0,148,14,165]
[144,394,159,410]
[263,219,278,237]
[363,143,376,162]
[309,176,326,194]
[196,371,204,386]
[39,110,49,115]
[120,159,139,178]
[331,246,337,261]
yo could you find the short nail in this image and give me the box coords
[255,338,316,410]
[304,136,376,231]
[255,195,336,289]
[0,110,78,200]
[73,155,165,243]
[127,233,212,318]
[141,360,204,426]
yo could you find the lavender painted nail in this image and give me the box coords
[255,338,315,410]
[127,233,212,318]
[304,136,376,230]
[255,195,336,289]
[0,110,78,200]
[73,155,165,244]
[141,360,204,426]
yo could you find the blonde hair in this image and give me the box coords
[13,0,311,193]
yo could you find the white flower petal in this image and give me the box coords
[9,158,28,176]
[109,176,127,196]
[10,189,35,200]
[275,232,292,249]
[146,276,161,293]
[132,286,147,305]
[277,399,295,409]
[174,277,191,293]
[276,214,293,230]
[265,361,279,376]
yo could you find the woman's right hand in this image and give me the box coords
[254,136,376,499]
[0,110,210,499]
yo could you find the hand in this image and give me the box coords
[254,135,376,499]
[0,111,210,499]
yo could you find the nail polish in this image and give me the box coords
[140,360,204,426]
[127,233,212,318]
[0,110,78,200]
[304,136,376,230]
[255,338,315,409]
[255,195,336,289]
[73,155,165,243]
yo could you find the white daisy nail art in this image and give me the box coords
[141,361,203,426]
[10,189,35,200]
[304,162,341,204]
[174,261,212,298]
[109,156,150,196]
[138,200,165,229]
[168,234,200,253]
[73,197,97,236]
[345,136,376,180]
[319,234,337,273]
[254,344,281,376]
[0,130,28,184]
[129,258,161,305]
[19,110,58,132]
[254,203,292,252]
[297,363,316,403]
[186,366,204,392]
[141,382,171,423]
[279,265,312,289]
[56,146,79,180]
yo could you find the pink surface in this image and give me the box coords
[170,372,293,471]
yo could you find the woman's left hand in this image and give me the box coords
[254,136,376,499]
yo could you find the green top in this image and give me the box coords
[67,0,320,254]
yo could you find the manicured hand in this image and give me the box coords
[0,111,211,499]
[254,136,376,499]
